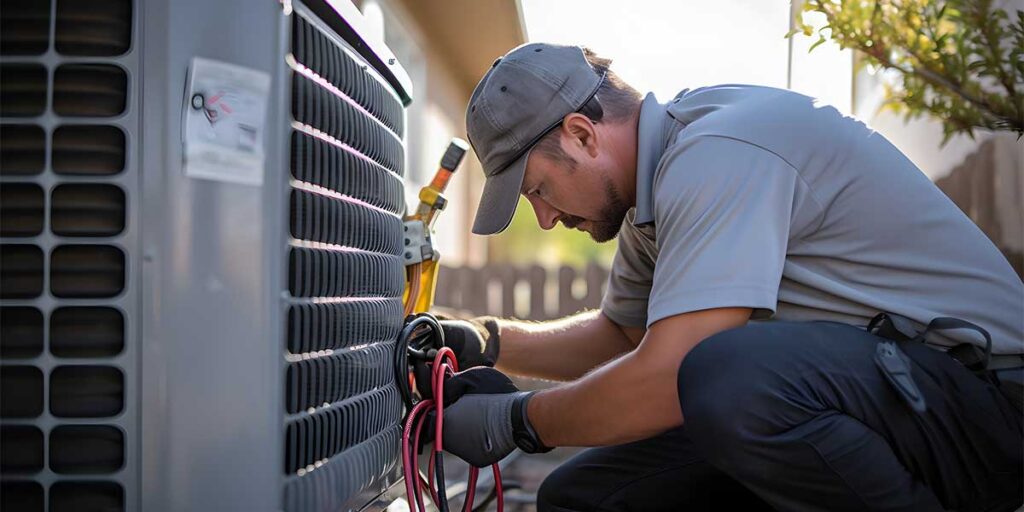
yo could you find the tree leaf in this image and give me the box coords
[809,35,828,52]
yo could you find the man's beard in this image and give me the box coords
[560,178,629,243]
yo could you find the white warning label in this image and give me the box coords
[182,57,271,186]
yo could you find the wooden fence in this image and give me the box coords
[434,263,609,321]
[935,138,1023,276]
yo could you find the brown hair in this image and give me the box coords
[532,47,642,167]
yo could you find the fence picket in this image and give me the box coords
[435,263,608,320]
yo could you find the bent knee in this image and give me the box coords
[677,324,762,401]
[536,462,591,512]
[676,325,789,447]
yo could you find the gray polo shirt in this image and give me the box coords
[601,85,1024,354]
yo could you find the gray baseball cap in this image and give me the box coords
[466,43,605,235]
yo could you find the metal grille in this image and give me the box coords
[0,0,135,510]
[283,2,407,508]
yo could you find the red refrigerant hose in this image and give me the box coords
[402,347,504,512]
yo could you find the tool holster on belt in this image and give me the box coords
[868,313,930,413]
[867,312,1023,414]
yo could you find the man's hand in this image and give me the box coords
[439,367,526,467]
[438,317,501,369]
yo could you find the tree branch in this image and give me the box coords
[813,0,1023,134]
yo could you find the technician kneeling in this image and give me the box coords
[436,42,1024,511]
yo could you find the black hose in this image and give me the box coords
[434,452,450,512]
[394,313,446,412]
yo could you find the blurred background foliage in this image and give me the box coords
[793,0,1023,144]
[487,197,618,269]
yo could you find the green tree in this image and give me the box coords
[792,0,1023,143]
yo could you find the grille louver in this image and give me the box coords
[0,64,47,117]
[291,74,404,175]
[0,183,45,236]
[285,343,395,414]
[0,0,50,55]
[284,386,400,474]
[290,188,403,253]
[50,481,124,512]
[55,0,132,56]
[51,184,126,236]
[0,481,44,511]
[0,366,44,418]
[288,247,403,298]
[0,244,44,298]
[283,426,402,510]
[50,365,124,418]
[50,306,124,358]
[50,245,125,298]
[0,306,44,358]
[290,130,404,213]
[0,124,46,175]
[286,298,403,354]
[53,64,127,117]
[0,425,44,472]
[52,125,126,175]
[49,425,124,474]
[291,14,404,137]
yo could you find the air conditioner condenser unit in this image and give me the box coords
[0,0,414,510]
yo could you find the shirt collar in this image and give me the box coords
[633,92,672,227]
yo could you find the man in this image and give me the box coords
[435,43,1024,511]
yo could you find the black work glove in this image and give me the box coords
[437,367,531,467]
[437,316,501,370]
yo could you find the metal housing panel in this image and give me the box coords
[138,0,286,509]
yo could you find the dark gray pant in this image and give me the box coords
[537,321,1023,511]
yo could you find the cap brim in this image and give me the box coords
[472,148,531,235]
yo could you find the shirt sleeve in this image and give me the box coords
[646,135,798,327]
[600,213,656,327]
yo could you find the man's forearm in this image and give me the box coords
[526,340,683,446]
[495,310,636,381]
[524,308,751,447]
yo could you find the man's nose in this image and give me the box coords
[527,195,560,231]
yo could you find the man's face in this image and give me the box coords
[520,133,630,243]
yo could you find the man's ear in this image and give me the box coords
[563,113,599,158]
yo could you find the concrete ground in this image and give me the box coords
[441,446,579,512]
